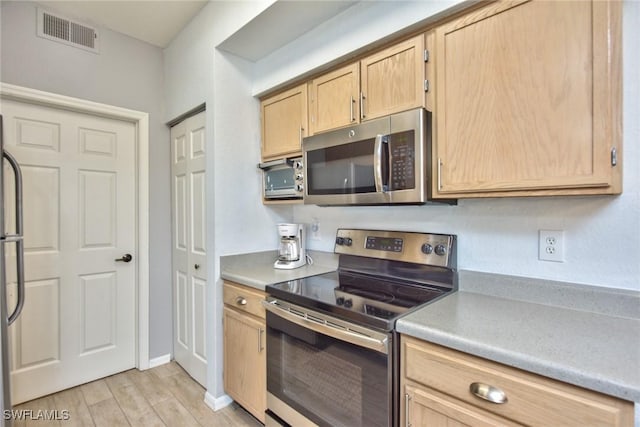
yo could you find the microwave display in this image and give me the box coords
[389,130,415,191]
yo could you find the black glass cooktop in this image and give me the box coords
[266,270,451,331]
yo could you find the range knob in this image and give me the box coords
[335,237,345,245]
[343,299,353,308]
[336,297,345,305]
[435,244,447,256]
[421,244,433,255]
[344,238,353,246]
[295,184,304,192]
[294,161,303,170]
[295,173,304,181]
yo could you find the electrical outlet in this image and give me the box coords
[310,218,321,240]
[538,230,564,262]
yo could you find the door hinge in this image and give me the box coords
[611,147,617,166]
[424,79,430,92]
[424,49,430,62]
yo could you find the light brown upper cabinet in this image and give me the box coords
[260,83,308,160]
[361,34,426,121]
[309,62,360,135]
[432,0,622,198]
[308,34,427,135]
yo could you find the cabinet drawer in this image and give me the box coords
[223,281,266,319]
[402,336,633,426]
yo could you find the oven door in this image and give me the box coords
[263,298,392,427]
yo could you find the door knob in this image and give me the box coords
[194,264,200,270]
[115,254,133,262]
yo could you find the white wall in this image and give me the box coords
[248,0,640,292]
[163,0,290,398]
[0,0,172,358]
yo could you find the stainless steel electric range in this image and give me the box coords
[262,229,457,427]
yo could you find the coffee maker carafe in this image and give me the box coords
[274,223,306,269]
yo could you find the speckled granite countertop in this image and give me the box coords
[220,250,338,291]
[396,270,640,403]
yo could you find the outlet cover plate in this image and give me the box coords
[539,229,564,262]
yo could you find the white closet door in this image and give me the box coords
[171,111,206,386]
[1,99,136,404]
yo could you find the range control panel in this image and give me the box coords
[334,229,456,269]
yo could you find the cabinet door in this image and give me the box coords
[402,385,522,427]
[433,0,621,197]
[360,34,426,121]
[309,62,360,134]
[261,84,308,160]
[223,307,266,423]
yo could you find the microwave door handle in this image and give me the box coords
[373,134,389,193]
[3,150,26,325]
[373,134,384,193]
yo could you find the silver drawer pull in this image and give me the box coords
[236,297,247,306]
[404,393,412,427]
[469,382,508,404]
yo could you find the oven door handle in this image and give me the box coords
[262,299,388,354]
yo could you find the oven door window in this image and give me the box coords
[266,311,390,427]
[265,167,295,192]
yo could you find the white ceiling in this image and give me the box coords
[38,0,209,48]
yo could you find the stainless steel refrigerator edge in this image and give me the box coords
[1,114,26,427]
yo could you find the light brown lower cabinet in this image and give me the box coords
[400,335,634,427]
[223,281,266,423]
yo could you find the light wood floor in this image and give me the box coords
[12,362,262,426]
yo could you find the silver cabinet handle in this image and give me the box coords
[299,126,304,146]
[236,296,247,306]
[350,96,355,122]
[115,254,133,262]
[258,328,264,353]
[469,382,508,404]
[359,92,366,120]
[3,149,25,325]
[404,393,412,427]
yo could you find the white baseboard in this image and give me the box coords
[204,391,233,411]
[148,354,171,369]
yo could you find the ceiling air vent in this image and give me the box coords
[37,8,100,53]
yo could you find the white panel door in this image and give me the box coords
[1,99,136,404]
[171,111,206,386]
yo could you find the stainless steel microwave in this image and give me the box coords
[258,157,304,200]
[303,108,455,205]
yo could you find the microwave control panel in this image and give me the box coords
[389,130,416,190]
